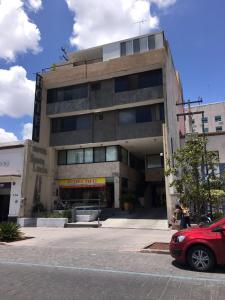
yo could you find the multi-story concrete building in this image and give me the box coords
[185,101,225,176]
[32,31,184,221]
[186,101,225,134]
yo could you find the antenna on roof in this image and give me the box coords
[60,47,69,61]
[135,19,147,35]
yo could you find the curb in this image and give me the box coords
[140,249,170,255]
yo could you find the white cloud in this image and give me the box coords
[65,0,177,49]
[26,0,42,12]
[0,66,35,118]
[0,128,18,143]
[152,0,177,8]
[22,122,33,140]
[0,0,41,61]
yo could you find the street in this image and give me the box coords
[0,228,225,299]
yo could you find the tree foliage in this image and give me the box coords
[165,134,225,215]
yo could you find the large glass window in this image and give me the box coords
[67,150,76,164]
[94,147,105,162]
[120,42,126,56]
[57,146,130,165]
[115,76,129,93]
[51,115,91,133]
[148,35,155,50]
[106,146,118,161]
[84,148,93,163]
[47,84,88,103]
[115,69,163,93]
[120,147,128,165]
[126,40,133,55]
[147,155,162,169]
[140,37,148,52]
[74,149,84,163]
[51,118,60,133]
[136,107,152,123]
[119,109,136,124]
[133,39,140,53]
[58,150,67,165]
[76,115,91,130]
[138,69,163,89]
[61,117,76,132]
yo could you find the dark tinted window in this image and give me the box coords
[47,89,57,103]
[133,39,140,53]
[120,42,126,56]
[115,76,129,92]
[94,147,105,162]
[159,103,165,120]
[61,117,76,131]
[51,114,91,133]
[76,115,91,130]
[58,150,67,165]
[115,69,162,93]
[47,84,88,103]
[148,35,155,50]
[51,118,60,133]
[136,107,152,123]
[138,69,163,89]
[128,74,138,90]
[91,82,101,91]
[119,109,136,124]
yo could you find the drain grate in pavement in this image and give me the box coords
[144,242,169,250]
[140,242,170,254]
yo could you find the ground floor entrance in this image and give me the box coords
[56,177,115,209]
[0,183,11,222]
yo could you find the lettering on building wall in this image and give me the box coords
[32,73,43,142]
[0,160,10,167]
[30,145,48,174]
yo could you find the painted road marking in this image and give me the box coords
[0,260,225,283]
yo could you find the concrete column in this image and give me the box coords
[114,176,120,208]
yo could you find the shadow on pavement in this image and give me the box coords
[172,260,225,274]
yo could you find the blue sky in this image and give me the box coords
[0,0,225,142]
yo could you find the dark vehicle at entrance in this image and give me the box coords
[170,217,225,271]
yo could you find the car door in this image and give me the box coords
[212,222,225,264]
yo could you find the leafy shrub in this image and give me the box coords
[0,223,23,242]
[62,210,72,220]
[212,211,224,220]
[38,210,72,220]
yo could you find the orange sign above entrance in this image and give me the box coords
[58,177,106,189]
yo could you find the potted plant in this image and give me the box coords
[120,192,135,212]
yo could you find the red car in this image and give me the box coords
[170,217,225,271]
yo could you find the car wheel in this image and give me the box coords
[187,245,215,272]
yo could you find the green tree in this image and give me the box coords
[165,134,225,217]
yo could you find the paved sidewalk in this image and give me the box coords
[8,227,175,250]
[101,218,168,230]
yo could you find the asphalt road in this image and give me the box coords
[0,228,225,300]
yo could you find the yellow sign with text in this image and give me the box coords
[58,177,106,189]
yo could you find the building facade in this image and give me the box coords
[185,101,225,176]
[32,32,184,221]
[0,140,51,222]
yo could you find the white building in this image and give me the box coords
[0,140,51,222]
[185,101,225,177]
[185,101,225,134]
